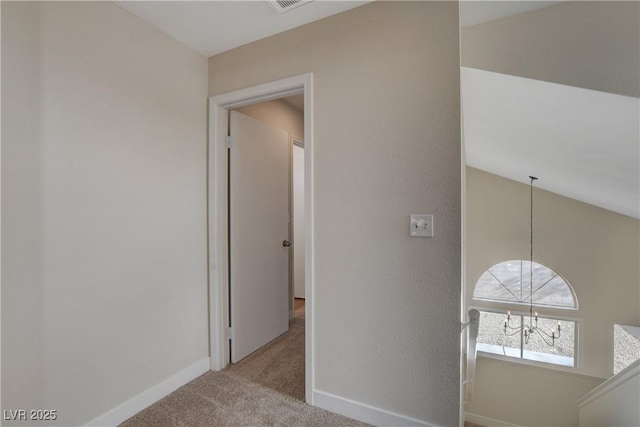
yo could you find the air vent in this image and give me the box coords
[266,0,314,14]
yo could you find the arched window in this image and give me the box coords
[473,260,577,309]
[472,261,578,368]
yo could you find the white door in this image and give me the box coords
[292,143,305,299]
[229,110,290,363]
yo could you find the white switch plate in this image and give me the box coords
[410,214,433,237]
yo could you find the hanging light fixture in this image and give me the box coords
[503,176,561,346]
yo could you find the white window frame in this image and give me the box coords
[470,304,583,374]
[473,260,578,310]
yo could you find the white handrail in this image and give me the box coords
[461,309,480,402]
[577,359,640,426]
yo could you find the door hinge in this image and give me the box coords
[225,135,233,148]
[225,327,234,340]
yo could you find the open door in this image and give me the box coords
[229,110,290,363]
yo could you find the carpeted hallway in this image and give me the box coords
[121,301,369,426]
[224,299,306,401]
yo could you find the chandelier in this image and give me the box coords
[503,176,561,346]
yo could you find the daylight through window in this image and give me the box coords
[472,261,578,367]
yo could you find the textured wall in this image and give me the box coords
[1,2,209,425]
[461,1,640,97]
[467,357,603,427]
[466,167,640,378]
[465,167,639,425]
[209,2,461,425]
[579,361,640,427]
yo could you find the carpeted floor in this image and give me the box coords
[120,370,367,427]
[224,301,306,401]
[121,301,369,427]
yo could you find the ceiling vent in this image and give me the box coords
[266,0,314,14]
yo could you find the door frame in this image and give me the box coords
[207,73,314,404]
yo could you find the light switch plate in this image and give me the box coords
[410,214,433,237]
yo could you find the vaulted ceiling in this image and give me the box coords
[460,1,639,219]
[114,1,372,57]
[114,1,639,219]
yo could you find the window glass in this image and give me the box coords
[473,261,578,368]
[474,271,519,302]
[473,260,577,309]
[475,310,576,367]
[614,324,640,374]
[523,317,575,367]
[477,311,520,358]
[530,275,577,308]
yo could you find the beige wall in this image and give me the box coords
[467,358,603,427]
[210,2,461,424]
[236,99,304,140]
[461,1,640,97]
[462,4,639,425]
[465,167,639,425]
[578,361,640,427]
[1,2,209,425]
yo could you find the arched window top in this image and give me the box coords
[473,260,577,309]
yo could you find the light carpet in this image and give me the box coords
[121,306,369,426]
[120,370,368,427]
[224,311,305,401]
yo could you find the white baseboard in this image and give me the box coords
[85,357,210,426]
[464,412,521,427]
[313,389,439,427]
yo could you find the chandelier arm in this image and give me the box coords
[537,327,561,340]
[537,328,554,338]
[503,327,524,337]
[534,328,556,346]
[504,316,524,334]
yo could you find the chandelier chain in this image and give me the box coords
[529,176,536,322]
[502,176,561,348]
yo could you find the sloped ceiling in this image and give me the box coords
[462,67,639,218]
[114,1,639,218]
[461,1,640,219]
[114,1,371,57]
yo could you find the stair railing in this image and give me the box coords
[461,309,480,402]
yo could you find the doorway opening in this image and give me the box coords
[207,74,314,405]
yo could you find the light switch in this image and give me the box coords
[410,214,433,237]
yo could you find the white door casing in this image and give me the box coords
[208,73,313,404]
[229,111,290,363]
